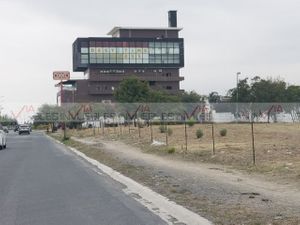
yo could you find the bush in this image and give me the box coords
[196,129,204,139]
[159,125,167,133]
[219,128,227,137]
[187,119,196,127]
[167,128,173,136]
[167,147,175,154]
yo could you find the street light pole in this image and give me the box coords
[236,72,241,120]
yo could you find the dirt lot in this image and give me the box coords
[68,123,300,185]
[47,123,300,225]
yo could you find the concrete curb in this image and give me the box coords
[47,134,212,225]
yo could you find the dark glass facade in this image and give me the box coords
[73,38,184,71]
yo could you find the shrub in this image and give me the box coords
[167,147,176,154]
[159,125,167,133]
[167,128,173,136]
[220,128,227,137]
[187,119,196,127]
[196,129,204,139]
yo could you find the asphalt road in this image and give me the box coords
[0,131,167,225]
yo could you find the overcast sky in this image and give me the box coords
[1,0,300,111]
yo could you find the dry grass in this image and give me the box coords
[66,123,300,184]
[51,126,300,225]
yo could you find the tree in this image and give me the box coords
[180,91,203,102]
[250,77,287,102]
[0,114,17,126]
[114,77,150,102]
[208,91,221,103]
[227,77,292,102]
[114,77,205,103]
[286,85,300,102]
[149,90,180,102]
[228,78,251,102]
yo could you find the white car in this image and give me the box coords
[0,130,7,150]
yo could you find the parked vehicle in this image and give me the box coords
[18,124,30,135]
[0,130,7,150]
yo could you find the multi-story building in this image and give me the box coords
[59,11,184,103]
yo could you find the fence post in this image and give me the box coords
[93,121,96,136]
[138,122,141,138]
[128,121,131,134]
[102,121,104,135]
[114,122,117,134]
[251,122,256,165]
[184,120,188,153]
[63,122,67,140]
[150,120,153,143]
[165,122,168,146]
[118,120,121,136]
[211,122,216,155]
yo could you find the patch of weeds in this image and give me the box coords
[220,128,227,137]
[167,147,176,154]
[196,129,204,138]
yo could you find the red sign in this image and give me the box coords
[53,71,70,80]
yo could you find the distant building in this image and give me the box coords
[58,11,184,103]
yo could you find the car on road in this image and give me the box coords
[18,124,31,135]
[0,130,7,150]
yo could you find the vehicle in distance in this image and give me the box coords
[18,124,31,135]
[0,130,7,149]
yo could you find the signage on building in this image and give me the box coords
[53,71,70,80]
